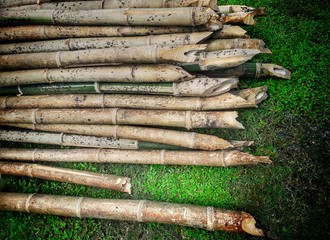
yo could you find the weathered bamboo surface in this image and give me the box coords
[0,162,131,193]
[0,86,268,110]
[0,192,264,236]
[0,108,243,129]
[0,65,193,87]
[218,5,257,13]
[212,25,249,39]
[0,25,221,42]
[0,32,212,54]
[0,44,207,70]
[206,38,271,53]
[0,7,219,26]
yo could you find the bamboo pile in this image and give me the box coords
[0,1,291,236]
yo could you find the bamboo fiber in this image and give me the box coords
[0,123,244,150]
[0,192,264,236]
[0,25,220,42]
[206,38,272,53]
[5,0,218,10]
[0,32,212,54]
[0,44,206,70]
[0,108,243,129]
[0,148,272,166]
[0,65,193,87]
[0,162,131,193]
[0,86,268,110]
[212,25,249,39]
[0,7,218,26]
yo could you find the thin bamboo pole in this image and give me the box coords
[212,25,250,39]
[0,192,264,236]
[0,123,244,150]
[0,162,131,193]
[0,32,212,54]
[0,7,219,26]
[0,108,244,129]
[0,86,268,110]
[0,148,272,166]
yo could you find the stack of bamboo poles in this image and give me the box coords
[0,0,291,236]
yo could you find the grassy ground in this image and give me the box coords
[0,0,329,239]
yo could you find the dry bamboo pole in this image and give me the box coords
[0,32,212,54]
[212,25,250,39]
[219,9,266,26]
[1,0,218,10]
[0,192,264,236]
[0,129,187,150]
[0,162,131,193]
[0,86,268,110]
[0,78,239,97]
[0,8,219,26]
[0,108,244,129]
[205,38,272,53]
[0,65,193,86]
[0,148,272,166]
[218,5,257,13]
[0,44,208,70]
[0,25,221,42]
[0,122,244,150]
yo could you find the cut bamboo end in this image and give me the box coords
[241,213,264,236]
[254,156,272,164]
[160,44,207,63]
[236,86,268,105]
[212,25,249,39]
[259,63,291,79]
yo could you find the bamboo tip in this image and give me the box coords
[123,179,132,195]
[262,64,292,79]
[256,156,272,164]
[243,12,257,25]
[241,215,264,236]
[260,47,272,54]
[209,0,219,11]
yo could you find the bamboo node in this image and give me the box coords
[94,82,101,93]
[96,148,102,163]
[136,200,146,222]
[25,193,36,213]
[111,108,118,125]
[112,125,119,139]
[31,148,38,162]
[101,94,105,108]
[50,9,56,24]
[0,97,8,109]
[55,51,63,68]
[220,151,226,167]
[172,82,179,96]
[160,149,166,165]
[75,197,84,218]
[185,111,192,130]
[206,206,215,231]
[31,109,38,124]
[17,86,23,96]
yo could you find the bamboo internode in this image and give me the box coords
[0,148,271,166]
[0,162,131,193]
[0,192,264,236]
[0,86,268,110]
[0,7,219,26]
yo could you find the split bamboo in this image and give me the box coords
[0,122,244,150]
[0,108,244,129]
[0,162,131,193]
[206,38,272,53]
[0,86,268,110]
[0,192,264,236]
[0,32,212,54]
[0,65,193,87]
[0,129,186,150]
[0,25,220,42]
[0,77,239,97]
[1,0,218,10]
[212,25,249,39]
[0,148,272,166]
[0,44,207,70]
[0,7,219,26]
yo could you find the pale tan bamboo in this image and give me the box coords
[0,32,212,54]
[0,162,131,193]
[0,192,264,236]
[0,86,268,110]
[206,39,272,53]
[218,5,257,13]
[0,65,194,87]
[0,25,220,42]
[220,9,265,25]
[0,108,243,130]
[0,45,206,70]
[0,148,272,166]
[212,25,250,39]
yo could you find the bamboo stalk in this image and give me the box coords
[0,86,268,110]
[0,122,244,150]
[0,65,193,87]
[0,129,186,150]
[212,25,250,39]
[218,5,257,13]
[0,44,207,70]
[0,192,264,236]
[0,25,220,42]
[0,162,131,193]
[0,78,239,97]
[0,108,244,129]
[0,32,212,54]
[0,8,219,26]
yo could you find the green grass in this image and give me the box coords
[0,0,329,239]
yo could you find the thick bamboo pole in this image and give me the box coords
[212,25,249,39]
[0,78,239,97]
[0,86,268,110]
[0,7,219,26]
[0,148,272,166]
[0,65,193,87]
[0,162,131,193]
[0,45,207,70]
[0,32,212,54]
[0,108,243,129]
[205,39,272,53]
[0,25,220,42]
[0,123,244,150]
